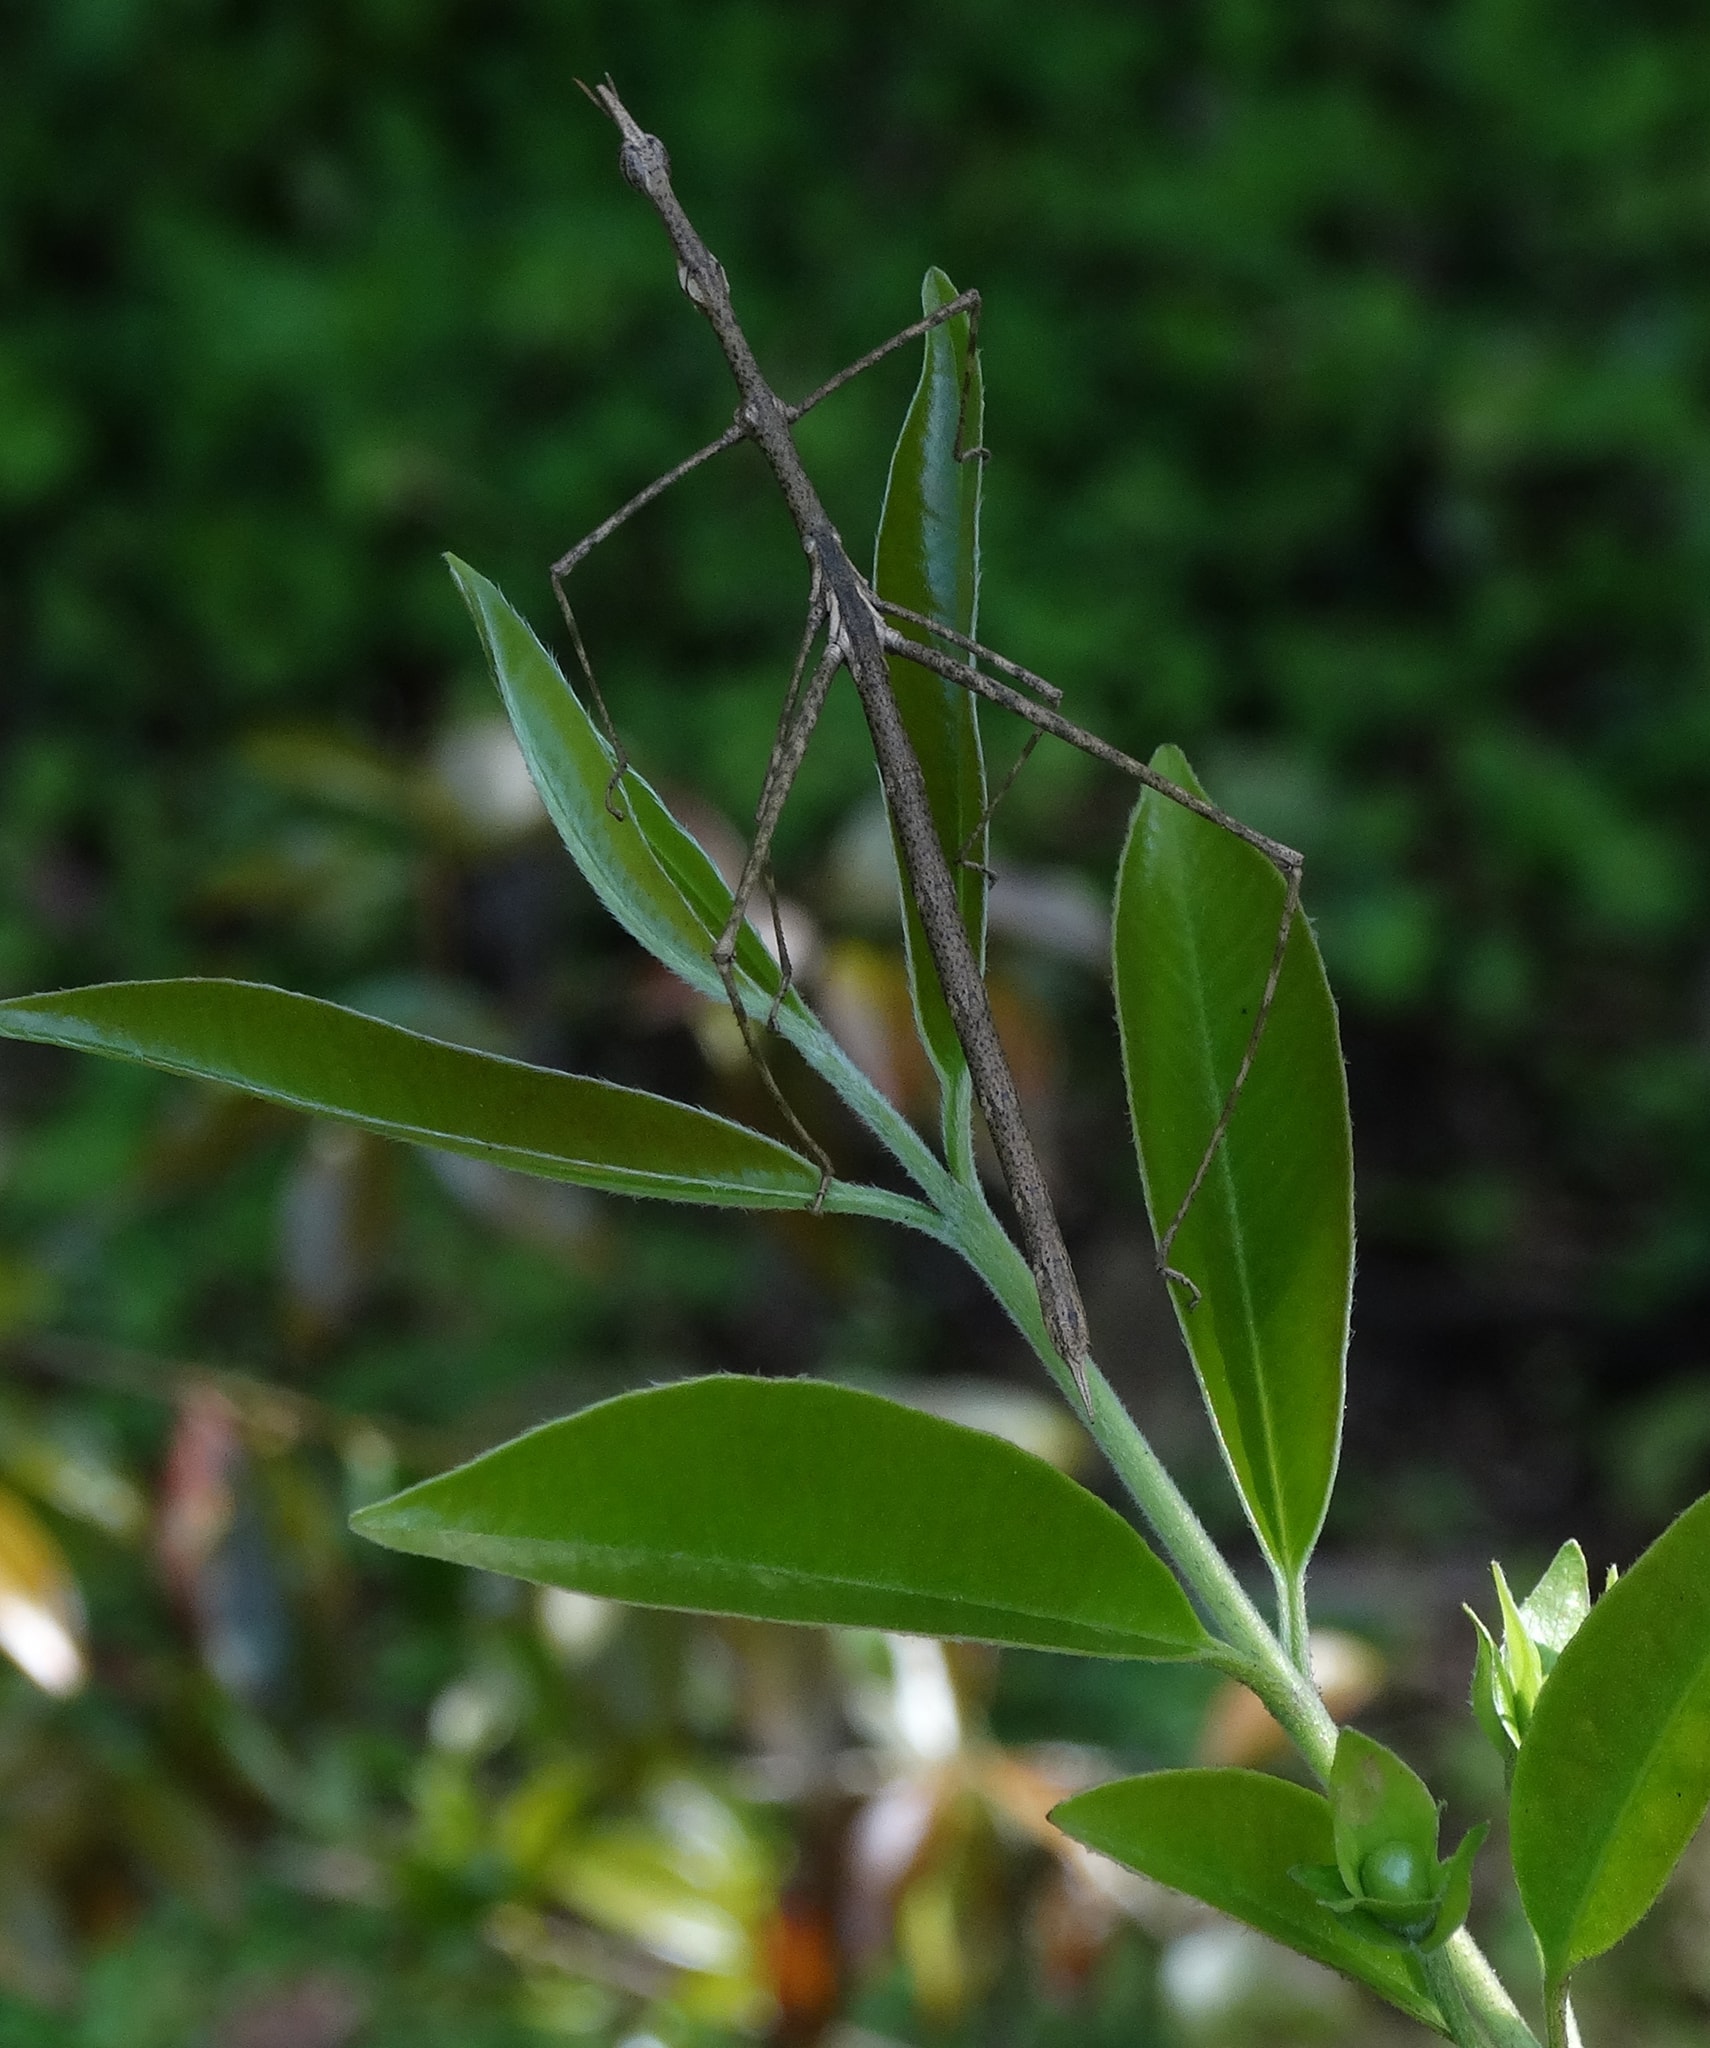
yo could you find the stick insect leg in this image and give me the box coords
[762,864,793,1032]
[748,585,818,1028]
[871,602,1063,877]
[548,288,979,822]
[873,599,1063,707]
[951,289,988,467]
[878,626,1300,873]
[711,630,844,1208]
[1156,858,1303,1306]
[953,729,1042,874]
[881,623,1308,1297]
[784,290,981,427]
[550,416,750,818]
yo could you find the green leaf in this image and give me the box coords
[1330,1730,1441,1896]
[353,1377,1209,1660]
[1519,1538,1592,1671]
[1421,1823,1488,1954]
[446,556,955,1208]
[0,980,820,1209]
[1112,745,1351,1580]
[1511,1490,1710,1982]
[1050,1771,1442,2029]
[448,555,788,1019]
[1492,1562,1544,1716]
[872,268,985,1166]
[1468,1610,1519,1767]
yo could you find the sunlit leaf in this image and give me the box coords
[1113,746,1350,1581]
[0,979,823,1209]
[0,1482,86,1697]
[0,1412,145,1540]
[1050,1771,1440,2028]
[872,268,985,1162]
[1519,1538,1592,1669]
[1511,1490,1710,1983]
[353,1377,1209,1659]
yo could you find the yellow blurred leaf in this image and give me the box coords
[0,1419,145,1540]
[549,1829,751,1973]
[495,1758,591,1878]
[0,1482,86,1697]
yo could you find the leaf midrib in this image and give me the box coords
[366,1526,1189,1653]
[1165,848,1289,1558]
[0,996,812,1198]
[1552,1626,1710,1970]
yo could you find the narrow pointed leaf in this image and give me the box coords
[1051,1772,1441,2029]
[872,269,985,1160]
[1421,1823,1488,1953]
[0,1481,86,1697]
[0,980,821,1208]
[1468,1612,1519,1764]
[449,556,788,1019]
[1492,1563,1543,1710]
[353,1377,1209,1660]
[1113,746,1350,1579]
[1511,1490,1710,1980]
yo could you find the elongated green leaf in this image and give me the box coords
[353,1377,1209,1660]
[1511,1491,1710,1982]
[446,558,950,1200]
[0,980,820,1208]
[872,269,985,1162]
[1113,747,1351,1580]
[449,556,788,1019]
[1051,1771,1441,2029]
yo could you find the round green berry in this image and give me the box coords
[1359,1841,1433,1905]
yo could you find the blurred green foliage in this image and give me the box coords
[5,0,1710,2037]
[8,0,1710,1344]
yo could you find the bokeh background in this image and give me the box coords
[4,3,1710,2042]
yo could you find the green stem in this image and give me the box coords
[1277,1560,1311,1675]
[1544,1977,1581,2048]
[1421,1935,1542,2048]
[819,1180,955,1234]
[946,1191,1339,1771]
[1084,1363,1341,1769]
[939,1192,1540,2046]
[780,1005,961,1213]
[1418,1941,1488,2048]
[800,1021,1539,2045]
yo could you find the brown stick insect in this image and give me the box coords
[550,82,1305,1409]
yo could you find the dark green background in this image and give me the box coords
[10,0,1710,1516]
[4,4,1710,2036]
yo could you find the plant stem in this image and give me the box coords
[947,1192,1340,1766]
[1419,1940,1490,2048]
[941,1193,1541,2045]
[1421,1935,1544,2048]
[1544,1977,1582,2048]
[1085,1366,1341,1764]
[779,1005,962,1212]
[1277,1560,1312,1675]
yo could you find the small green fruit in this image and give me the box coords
[1359,1841,1432,1906]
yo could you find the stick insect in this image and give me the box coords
[552,82,1305,1409]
